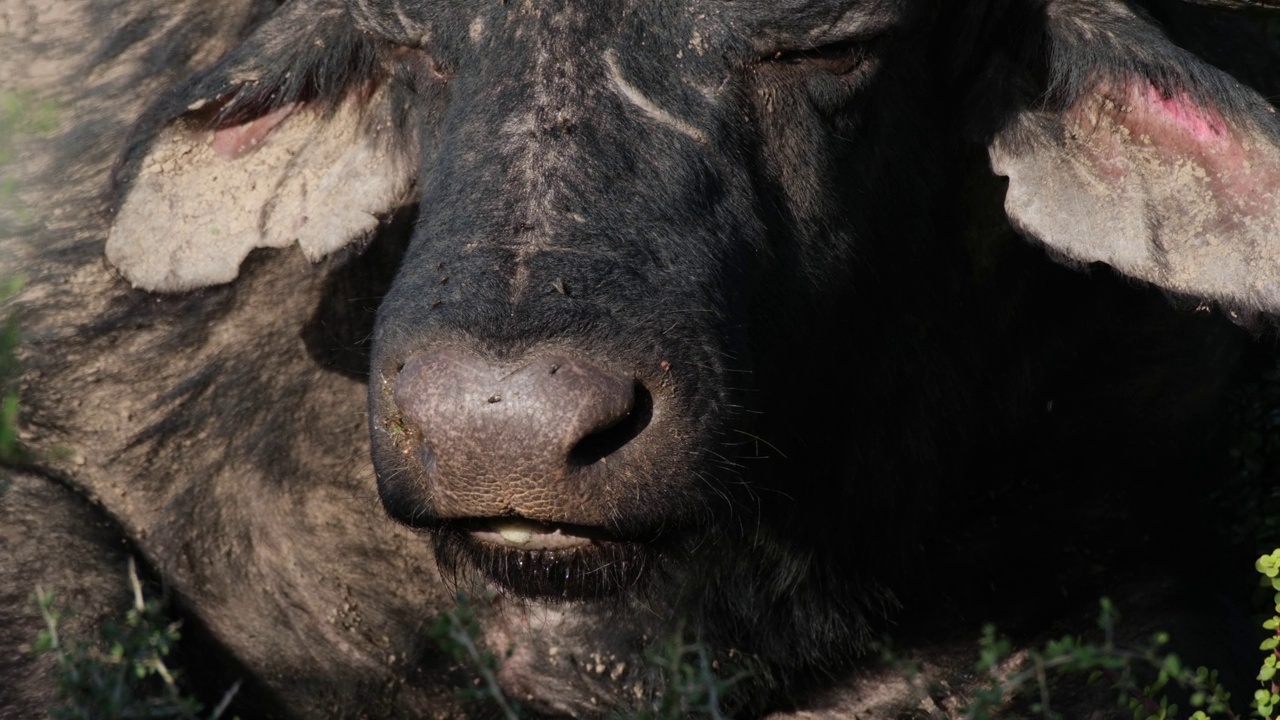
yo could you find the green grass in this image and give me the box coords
[0,88,60,475]
[0,89,60,166]
[0,89,59,237]
[0,274,23,474]
[34,559,240,720]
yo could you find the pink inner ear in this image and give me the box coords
[1066,78,1280,222]
[1073,79,1261,187]
[1137,83,1226,145]
[209,103,300,159]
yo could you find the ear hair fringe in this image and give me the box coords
[110,0,391,201]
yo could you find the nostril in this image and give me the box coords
[390,349,648,497]
[569,381,653,467]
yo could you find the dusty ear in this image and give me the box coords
[980,0,1280,314]
[107,0,417,292]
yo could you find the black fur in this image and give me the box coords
[4,0,1276,717]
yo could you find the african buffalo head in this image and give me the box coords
[107,0,1280,714]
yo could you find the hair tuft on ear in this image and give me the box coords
[106,0,419,293]
[982,0,1280,314]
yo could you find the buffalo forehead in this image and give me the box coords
[376,0,913,57]
[412,5,748,232]
[387,0,909,304]
[729,0,913,50]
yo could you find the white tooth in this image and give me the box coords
[499,528,533,545]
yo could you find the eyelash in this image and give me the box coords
[767,38,872,77]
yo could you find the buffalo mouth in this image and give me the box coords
[431,518,654,601]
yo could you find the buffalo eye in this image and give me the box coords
[766,38,872,77]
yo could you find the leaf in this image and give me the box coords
[1259,555,1280,577]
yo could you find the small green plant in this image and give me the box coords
[428,593,522,720]
[966,617,1235,720]
[34,558,239,720]
[0,89,60,236]
[963,549,1280,720]
[1251,550,1280,718]
[630,629,749,720]
[0,90,60,163]
[0,274,24,470]
[428,595,748,720]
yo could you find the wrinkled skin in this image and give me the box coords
[3,0,1280,718]
[366,5,971,709]
[358,1,1278,713]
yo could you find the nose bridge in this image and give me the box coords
[394,7,607,312]
[369,4,756,533]
[425,0,720,251]
[500,2,612,192]
[383,1,746,355]
[497,6,608,300]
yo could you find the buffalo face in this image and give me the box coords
[365,0,938,591]
[106,0,1280,714]
[356,6,952,708]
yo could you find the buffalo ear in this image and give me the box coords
[107,0,417,293]
[982,1,1280,314]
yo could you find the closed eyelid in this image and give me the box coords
[741,2,905,55]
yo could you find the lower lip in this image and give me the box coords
[433,521,651,600]
[469,522,595,550]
